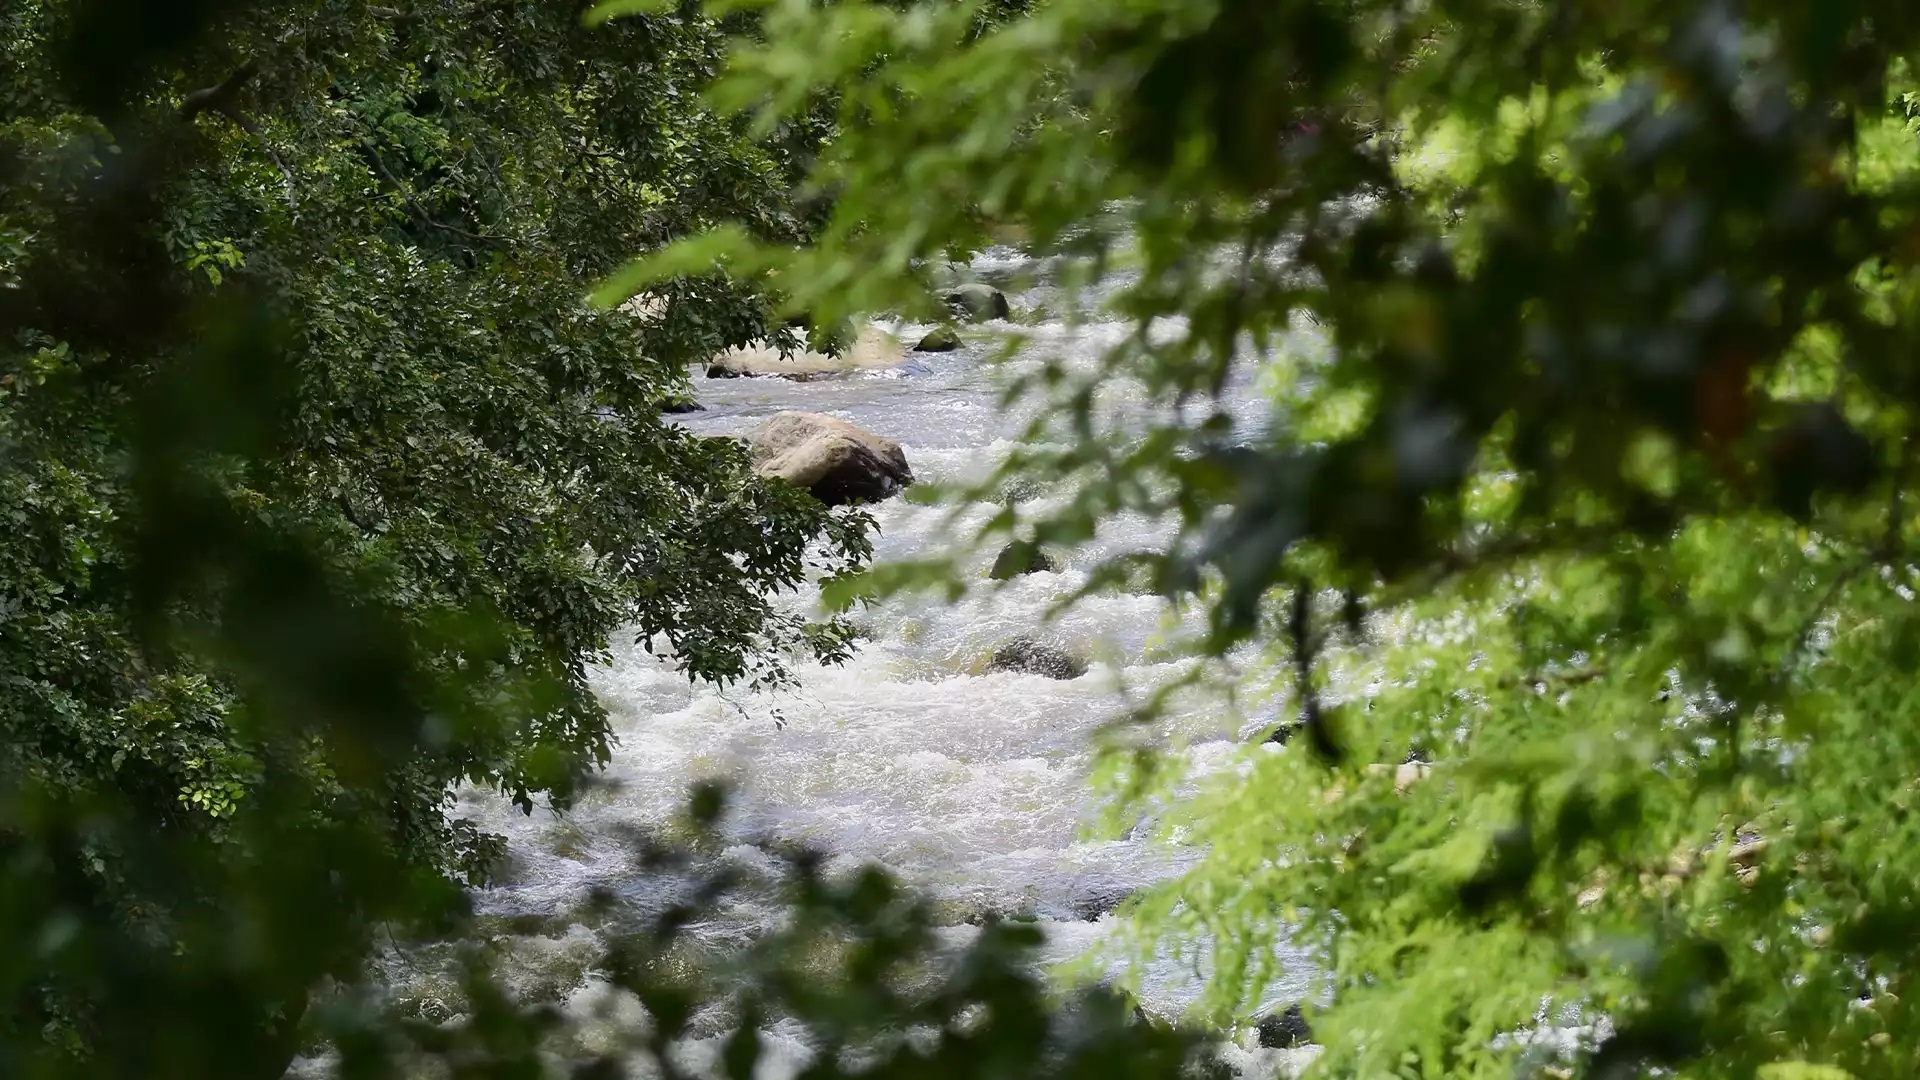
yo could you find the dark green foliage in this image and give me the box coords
[1,0,867,1071]
[610,0,1920,1075]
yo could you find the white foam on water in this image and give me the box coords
[433,246,1328,1074]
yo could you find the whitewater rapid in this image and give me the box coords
[424,247,1322,1074]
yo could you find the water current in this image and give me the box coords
[420,247,1324,1076]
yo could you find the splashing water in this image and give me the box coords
[428,248,1327,1074]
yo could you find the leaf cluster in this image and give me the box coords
[628,1,1920,1076]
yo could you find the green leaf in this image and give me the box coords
[586,225,760,309]
[1758,1065,1859,1080]
[579,0,670,27]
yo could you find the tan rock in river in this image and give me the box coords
[749,412,913,507]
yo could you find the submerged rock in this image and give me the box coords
[1067,882,1134,922]
[1256,1004,1314,1049]
[989,539,1059,580]
[749,411,913,507]
[986,637,1087,680]
[944,282,1011,322]
[661,397,705,414]
[994,473,1046,505]
[915,325,962,353]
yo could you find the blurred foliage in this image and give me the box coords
[611,0,1920,1077]
[2,2,1227,1078]
[1,0,884,1073]
[316,784,1221,1080]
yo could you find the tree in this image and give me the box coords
[613,0,1920,1076]
[1,0,869,1071]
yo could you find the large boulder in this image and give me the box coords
[985,637,1087,680]
[749,412,913,507]
[944,282,1011,322]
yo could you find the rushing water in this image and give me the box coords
[414,247,1322,1076]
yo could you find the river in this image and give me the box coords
[415,246,1322,1076]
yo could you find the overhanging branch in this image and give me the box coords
[179,60,296,207]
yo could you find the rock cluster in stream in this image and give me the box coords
[631,280,1011,384]
[706,324,907,379]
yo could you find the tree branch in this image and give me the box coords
[179,61,296,207]
[359,143,499,244]
[178,61,259,122]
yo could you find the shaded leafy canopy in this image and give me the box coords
[615,0,1920,1076]
[4,3,1227,1078]
[2,0,871,1072]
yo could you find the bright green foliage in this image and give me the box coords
[623,0,1920,1076]
[1,0,867,1071]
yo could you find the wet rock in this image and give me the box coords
[915,325,962,352]
[945,282,1011,322]
[989,539,1058,580]
[504,913,545,935]
[749,411,913,507]
[661,397,705,413]
[403,996,457,1025]
[930,897,1005,927]
[994,473,1046,505]
[1256,1004,1313,1049]
[1067,883,1134,921]
[986,637,1087,680]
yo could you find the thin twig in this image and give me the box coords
[1775,433,1915,686]
[361,142,499,243]
[222,109,299,207]
[1496,665,1609,692]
